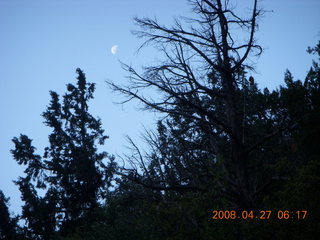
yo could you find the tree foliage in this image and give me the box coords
[0,190,22,240]
[107,0,282,210]
[11,68,115,239]
[105,0,320,238]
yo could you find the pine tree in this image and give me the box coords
[11,68,115,238]
[0,190,19,240]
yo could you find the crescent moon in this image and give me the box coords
[111,45,118,55]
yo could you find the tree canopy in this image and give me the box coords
[107,0,279,210]
[10,68,115,239]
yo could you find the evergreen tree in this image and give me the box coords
[103,41,320,240]
[11,68,115,239]
[0,190,19,240]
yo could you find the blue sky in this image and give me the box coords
[1,0,319,215]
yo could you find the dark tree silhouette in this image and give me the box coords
[11,68,115,239]
[0,190,20,240]
[107,0,281,210]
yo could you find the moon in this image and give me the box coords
[111,45,118,55]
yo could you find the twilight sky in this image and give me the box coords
[1,0,319,215]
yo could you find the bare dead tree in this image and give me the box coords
[107,0,274,210]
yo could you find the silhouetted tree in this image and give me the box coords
[0,190,19,240]
[105,40,320,239]
[11,68,115,239]
[107,0,284,210]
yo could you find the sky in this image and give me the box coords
[1,0,319,215]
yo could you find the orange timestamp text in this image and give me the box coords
[211,210,307,220]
